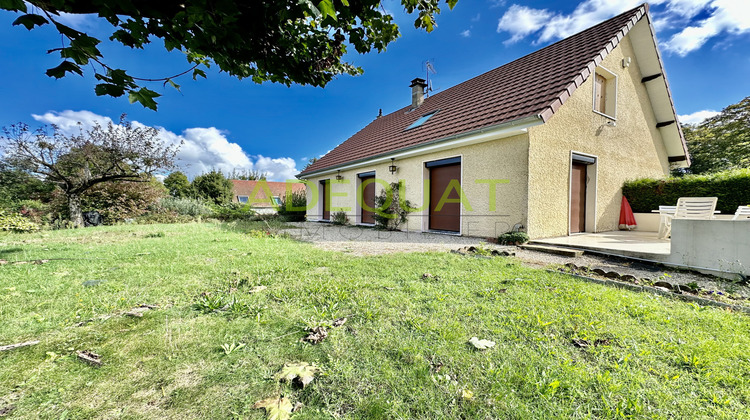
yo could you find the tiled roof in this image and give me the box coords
[300,4,650,176]
[231,180,305,207]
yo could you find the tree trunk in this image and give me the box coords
[68,193,83,227]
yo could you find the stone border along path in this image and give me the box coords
[280,222,749,308]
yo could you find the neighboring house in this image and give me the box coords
[298,4,688,239]
[230,180,305,214]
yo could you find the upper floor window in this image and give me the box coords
[593,67,617,119]
[238,196,249,203]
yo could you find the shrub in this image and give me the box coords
[135,211,196,225]
[373,182,413,230]
[160,197,214,217]
[81,178,167,223]
[212,202,256,221]
[331,211,349,225]
[0,210,40,233]
[278,190,307,221]
[623,169,750,214]
[13,200,51,225]
[498,232,529,245]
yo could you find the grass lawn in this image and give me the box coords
[1,222,748,419]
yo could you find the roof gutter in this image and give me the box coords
[298,114,544,178]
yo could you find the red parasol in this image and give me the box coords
[619,196,637,230]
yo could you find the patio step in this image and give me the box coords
[521,243,584,257]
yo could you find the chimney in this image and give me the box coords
[410,78,427,109]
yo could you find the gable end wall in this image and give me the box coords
[526,31,671,239]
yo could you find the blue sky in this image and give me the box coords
[1,0,749,180]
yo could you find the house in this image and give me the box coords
[297,4,688,239]
[230,180,305,214]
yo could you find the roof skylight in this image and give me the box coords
[405,111,438,130]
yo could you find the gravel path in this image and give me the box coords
[282,222,503,255]
[281,222,749,302]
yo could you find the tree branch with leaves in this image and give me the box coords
[2,0,458,110]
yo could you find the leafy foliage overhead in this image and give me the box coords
[3,0,459,109]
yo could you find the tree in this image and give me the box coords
[302,157,319,171]
[0,117,179,226]
[0,161,55,208]
[191,170,233,205]
[2,0,458,110]
[227,168,267,181]
[683,96,750,175]
[163,171,191,198]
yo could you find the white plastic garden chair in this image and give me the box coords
[732,205,750,220]
[656,205,677,239]
[661,197,718,239]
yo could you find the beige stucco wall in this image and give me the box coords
[303,133,530,238]
[526,33,671,239]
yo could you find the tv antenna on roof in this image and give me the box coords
[423,60,437,97]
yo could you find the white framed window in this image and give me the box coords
[272,196,282,206]
[592,66,617,119]
[238,196,249,204]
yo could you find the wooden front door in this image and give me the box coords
[360,176,376,224]
[570,163,587,233]
[321,180,330,220]
[429,163,461,232]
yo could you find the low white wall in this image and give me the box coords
[633,213,660,232]
[668,219,750,278]
[633,213,736,233]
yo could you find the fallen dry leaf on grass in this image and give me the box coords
[253,396,293,420]
[301,326,328,344]
[332,317,347,327]
[274,362,321,388]
[468,337,495,350]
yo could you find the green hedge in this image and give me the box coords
[622,169,750,214]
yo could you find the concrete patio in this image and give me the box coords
[532,230,670,260]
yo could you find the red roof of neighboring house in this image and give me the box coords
[300,4,686,176]
[231,180,305,207]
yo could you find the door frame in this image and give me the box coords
[355,171,376,226]
[318,179,331,221]
[422,155,463,235]
[568,151,598,235]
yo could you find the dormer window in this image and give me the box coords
[593,67,617,119]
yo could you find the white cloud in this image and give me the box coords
[32,110,113,134]
[252,156,299,181]
[471,13,481,22]
[497,5,554,44]
[460,29,471,37]
[678,109,719,124]
[53,12,98,30]
[30,110,299,181]
[495,0,746,54]
[663,0,750,56]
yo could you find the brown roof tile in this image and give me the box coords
[300,4,649,176]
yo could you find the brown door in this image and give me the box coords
[321,180,330,220]
[360,176,376,224]
[570,163,587,233]
[429,163,461,232]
